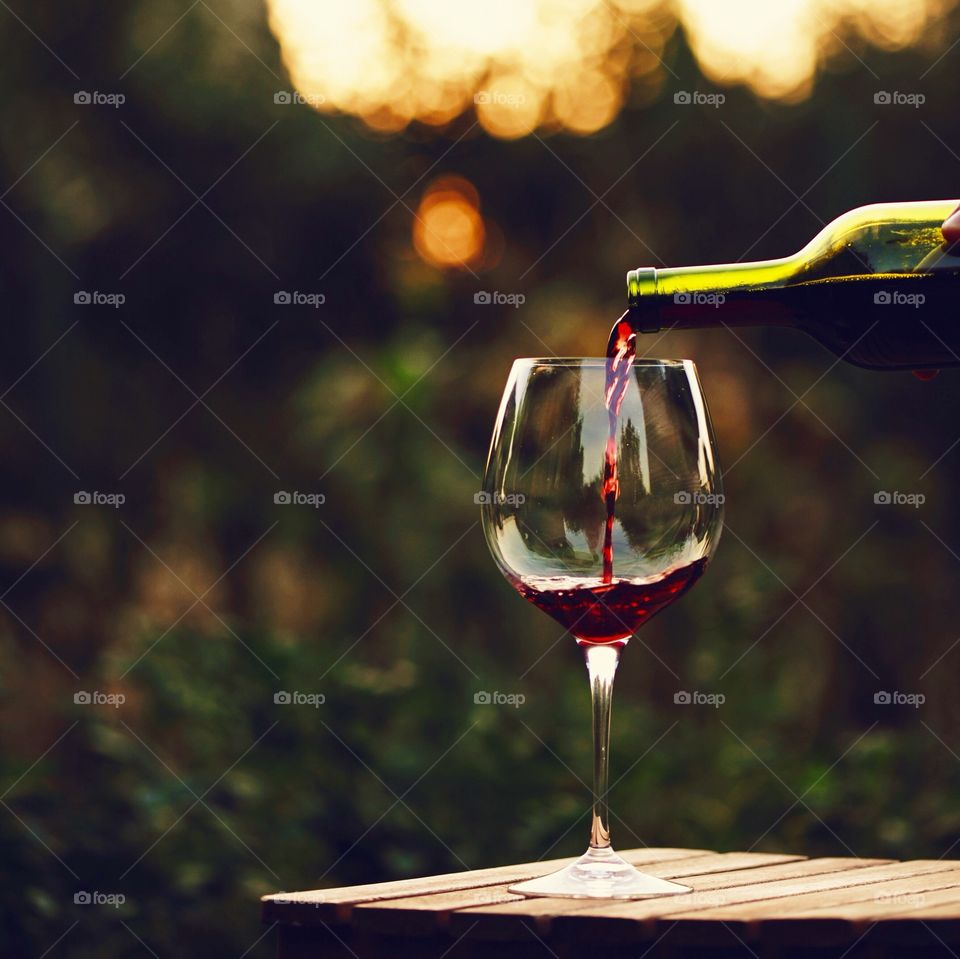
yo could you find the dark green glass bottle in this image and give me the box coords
[621,199,960,370]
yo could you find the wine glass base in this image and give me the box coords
[507,846,692,899]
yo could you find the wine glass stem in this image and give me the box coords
[584,643,621,849]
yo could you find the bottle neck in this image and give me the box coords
[627,255,800,307]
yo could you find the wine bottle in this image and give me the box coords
[620,199,960,371]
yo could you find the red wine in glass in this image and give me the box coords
[517,557,708,646]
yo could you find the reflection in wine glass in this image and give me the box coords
[481,358,723,898]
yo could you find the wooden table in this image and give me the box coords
[262,847,960,957]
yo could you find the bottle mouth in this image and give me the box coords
[627,267,658,304]
[512,357,689,367]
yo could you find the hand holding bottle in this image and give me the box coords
[944,203,960,243]
[916,204,960,379]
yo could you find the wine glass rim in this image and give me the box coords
[512,356,691,367]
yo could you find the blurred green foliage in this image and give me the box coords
[4,2,960,957]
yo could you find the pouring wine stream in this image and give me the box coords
[602,313,638,583]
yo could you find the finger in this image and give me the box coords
[943,202,960,243]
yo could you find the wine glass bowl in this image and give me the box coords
[480,357,723,898]
[482,358,722,644]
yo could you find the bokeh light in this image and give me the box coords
[676,0,951,101]
[412,176,486,269]
[266,0,951,132]
[266,0,667,136]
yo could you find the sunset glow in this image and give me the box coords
[266,0,952,133]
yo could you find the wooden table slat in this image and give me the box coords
[354,852,802,936]
[448,855,884,940]
[549,859,928,943]
[260,846,712,924]
[880,889,960,918]
[677,863,960,922]
[667,866,960,948]
[779,880,960,919]
[756,880,960,947]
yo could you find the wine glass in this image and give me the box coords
[480,357,723,898]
